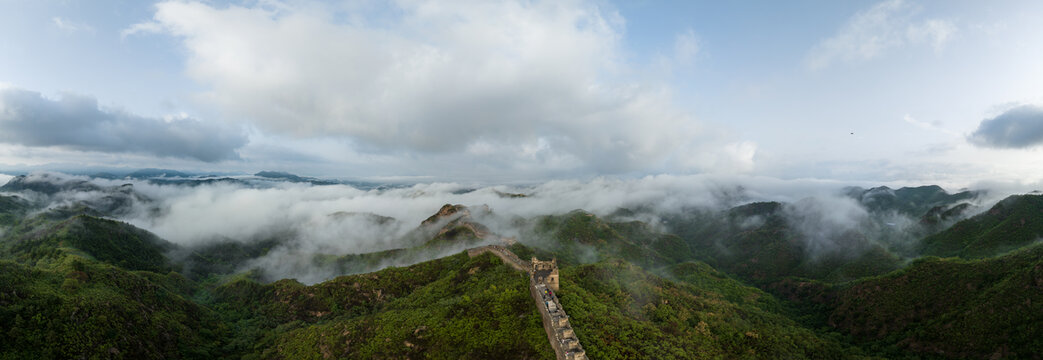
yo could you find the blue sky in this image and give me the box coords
[1,0,1041,186]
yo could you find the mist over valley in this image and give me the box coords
[3,0,1043,358]
[3,169,1042,358]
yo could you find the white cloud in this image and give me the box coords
[51,17,94,34]
[903,114,957,136]
[2,172,799,281]
[807,0,956,69]
[108,172,864,249]
[673,29,700,64]
[907,19,957,52]
[19,171,1019,282]
[903,113,933,129]
[125,0,731,175]
[721,141,758,172]
[120,21,163,39]
[675,140,757,174]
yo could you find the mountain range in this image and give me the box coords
[1,172,1040,359]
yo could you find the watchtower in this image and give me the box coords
[531,257,559,292]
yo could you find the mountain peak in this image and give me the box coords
[421,204,469,226]
[127,168,191,179]
[255,171,305,181]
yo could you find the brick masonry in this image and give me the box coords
[467,245,586,360]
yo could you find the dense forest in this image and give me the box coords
[1,175,1041,359]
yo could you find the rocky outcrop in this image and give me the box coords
[422,204,496,243]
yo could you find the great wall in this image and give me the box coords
[467,245,587,360]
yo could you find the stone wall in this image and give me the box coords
[466,245,529,272]
[531,257,560,292]
[533,282,586,360]
[468,245,585,360]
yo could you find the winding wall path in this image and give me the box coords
[467,245,586,360]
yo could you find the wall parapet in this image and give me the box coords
[469,245,585,360]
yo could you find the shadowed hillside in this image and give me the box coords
[0,213,175,273]
[826,244,1043,358]
[210,252,553,359]
[1,178,1041,359]
[666,201,903,284]
[845,185,980,217]
[920,194,1043,258]
[557,259,874,359]
[0,257,222,359]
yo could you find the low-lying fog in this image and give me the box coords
[2,171,1037,283]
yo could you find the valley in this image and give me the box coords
[1,172,1041,359]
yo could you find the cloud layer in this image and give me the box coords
[969,105,1043,149]
[807,0,955,69]
[128,0,722,173]
[0,87,246,162]
[9,171,1004,283]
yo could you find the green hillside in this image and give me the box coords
[557,259,873,359]
[847,185,979,217]
[666,202,902,284]
[0,242,554,359]
[0,207,555,359]
[0,195,29,226]
[827,244,1043,358]
[920,194,1043,258]
[527,210,679,267]
[1,214,175,273]
[0,257,223,359]
[213,252,552,359]
[2,190,1042,359]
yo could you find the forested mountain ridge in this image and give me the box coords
[920,194,1043,259]
[1,174,1040,359]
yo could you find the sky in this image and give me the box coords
[1,0,1042,186]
